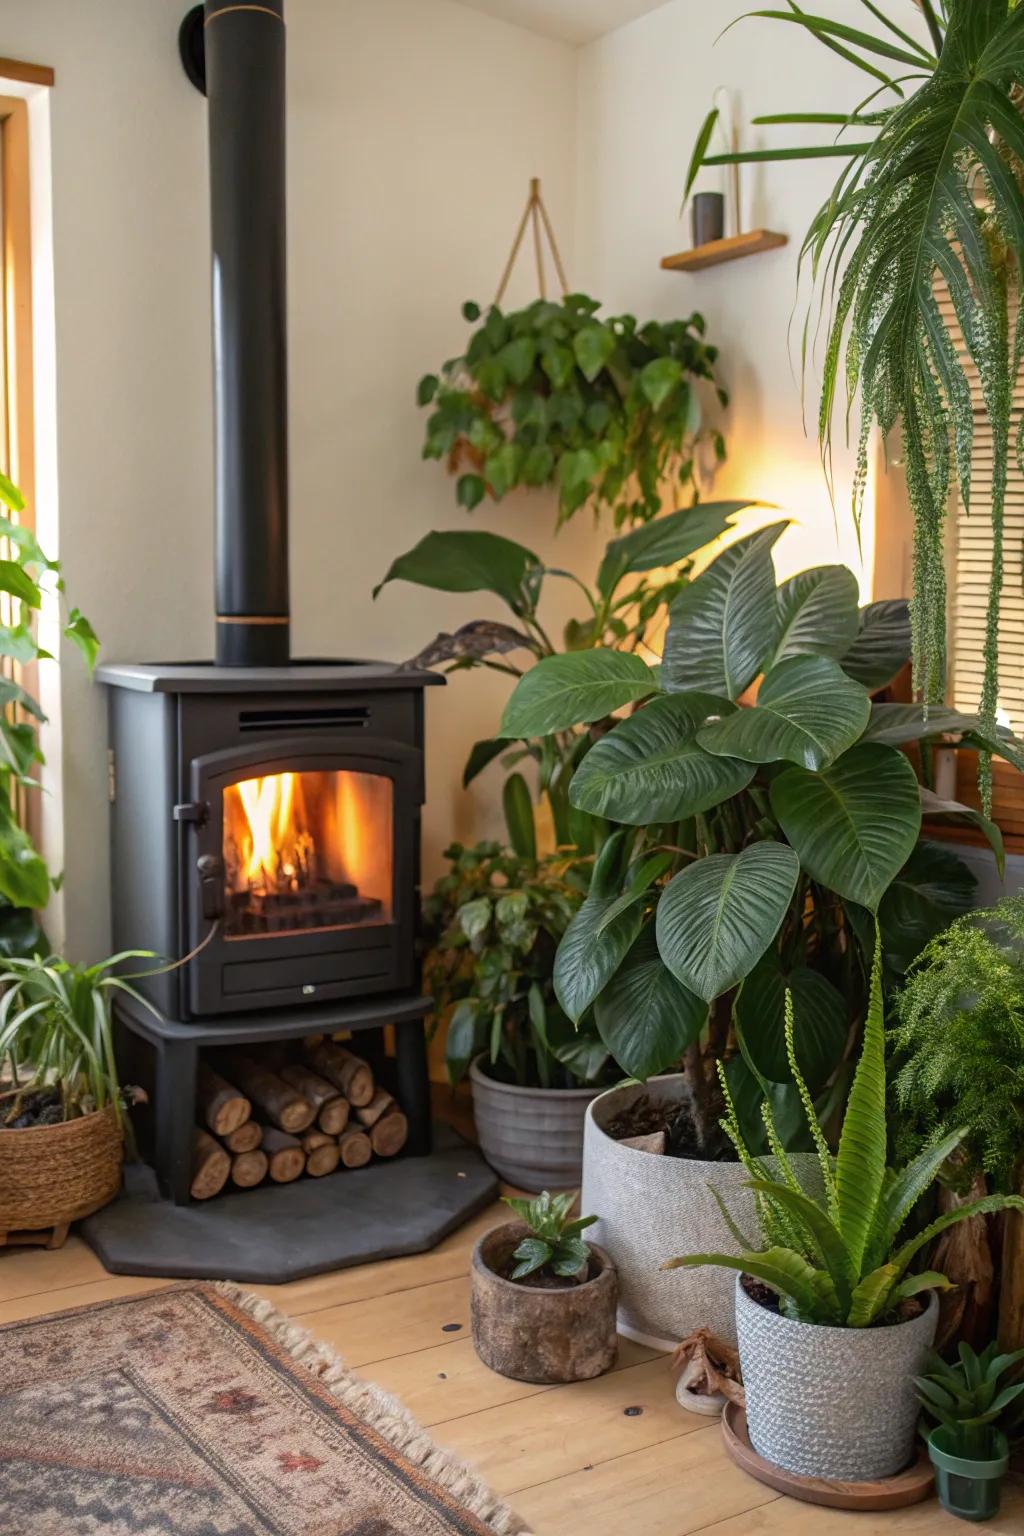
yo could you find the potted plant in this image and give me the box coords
[664,966,1024,1482]
[0,952,150,1244]
[423,840,614,1190]
[916,1342,1024,1522]
[469,1191,617,1383]
[417,293,726,528]
[497,519,1016,1347]
[684,2,1024,813]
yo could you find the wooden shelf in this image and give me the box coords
[661,229,788,272]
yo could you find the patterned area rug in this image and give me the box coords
[0,1282,526,1536]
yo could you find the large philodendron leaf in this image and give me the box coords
[373,529,539,610]
[839,601,911,691]
[596,500,753,598]
[697,655,870,771]
[594,926,706,1080]
[499,649,657,738]
[861,703,986,746]
[655,842,800,1003]
[770,743,922,911]
[771,565,860,667]
[553,830,640,1022]
[735,951,848,1093]
[919,789,1004,876]
[569,692,752,824]
[661,524,787,700]
[872,839,977,977]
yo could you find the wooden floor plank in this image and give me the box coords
[0,1236,109,1302]
[366,1333,656,1426]
[290,1274,471,1366]
[512,1422,780,1535]
[431,1356,704,1495]
[0,1273,171,1325]
[703,1478,1024,1535]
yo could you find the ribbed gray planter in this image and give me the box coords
[469,1056,603,1192]
[581,1075,820,1350]
[736,1276,938,1480]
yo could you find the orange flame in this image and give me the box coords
[233,771,297,887]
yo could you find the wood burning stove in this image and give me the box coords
[79,0,497,1281]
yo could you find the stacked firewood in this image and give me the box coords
[189,1041,409,1200]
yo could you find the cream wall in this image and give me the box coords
[0,0,583,960]
[574,0,900,587]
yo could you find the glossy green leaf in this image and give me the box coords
[572,324,615,382]
[771,743,922,910]
[860,703,985,746]
[594,926,705,1080]
[63,609,99,672]
[919,789,1004,877]
[656,842,800,1003]
[839,601,911,690]
[456,473,486,511]
[735,952,848,1092]
[835,945,888,1274]
[553,884,641,1024]
[499,649,657,738]
[697,655,870,771]
[569,693,752,824]
[596,500,749,598]
[639,356,683,409]
[684,107,721,199]
[502,773,536,860]
[0,560,40,609]
[875,839,976,974]
[373,530,539,609]
[771,565,860,665]
[662,524,786,700]
[0,800,50,910]
[462,738,507,788]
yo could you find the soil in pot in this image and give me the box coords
[605,1088,733,1161]
[2,1088,66,1128]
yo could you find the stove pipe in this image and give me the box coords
[205,0,290,666]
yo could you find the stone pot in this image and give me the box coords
[581,1074,820,1350]
[469,1219,618,1383]
[736,1276,939,1481]
[469,1055,604,1191]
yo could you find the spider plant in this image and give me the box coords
[685,1,1024,811]
[663,953,1024,1326]
[0,951,158,1126]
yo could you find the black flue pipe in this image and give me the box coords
[205,0,290,666]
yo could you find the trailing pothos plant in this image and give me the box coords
[684,0,1024,810]
[422,840,612,1091]
[417,293,726,528]
[376,502,750,853]
[663,962,1024,1327]
[498,521,1021,1145]
[0,473,97,956]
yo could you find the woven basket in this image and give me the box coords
[0,1103,123,1235]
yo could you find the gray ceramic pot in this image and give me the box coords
[469,1056,603,1191]
[736,1276,939,1480]
[581,1075,820,1350]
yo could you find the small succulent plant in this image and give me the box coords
[916,1342,1024,1461]
[502,1191,597,1282]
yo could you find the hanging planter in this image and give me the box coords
[418,179,726,529]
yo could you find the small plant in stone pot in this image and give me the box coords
[916,1342,1024,1523]
[470,1192,617,1384]
[664,962,1024,1483]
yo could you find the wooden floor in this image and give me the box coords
[0,1203,1021,1535]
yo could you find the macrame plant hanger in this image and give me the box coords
[494,178,570,305]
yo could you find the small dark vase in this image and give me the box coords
[470,1221,618,1384]
[692,191,725,248]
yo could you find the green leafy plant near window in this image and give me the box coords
[0,473,97,956]
[417,294,726,528]
[497,521,1021,1138]
[375,503,749,851]
[684,0,1024,810]
[422,840,612,1090]
[890,894,1024,1195]
[501,1191,597,1282]
[663,966,1024,1326]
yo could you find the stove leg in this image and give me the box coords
[394,1018,432,1156]
[155,1038,199,1204]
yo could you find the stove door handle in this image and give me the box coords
[196,854,226,921]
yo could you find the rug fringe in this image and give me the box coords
[214,1280,531,1536]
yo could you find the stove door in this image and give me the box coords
[184,734,421,1016]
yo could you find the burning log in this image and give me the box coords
[190,1128,231,1201]
[196,1064,251,1138]
[279,1064,349,1135]
[222,1056,316,1134]
[370,1109,408,1159]
[355,1090,395,1130]
[337,1127,372,1169]
[304,1042,374,1107]
[230,1149,269,1189]
[301,1130,341,1178]
[223,1119,262,1155]
[261,1127,306,1183]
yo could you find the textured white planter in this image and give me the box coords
[469,1056,604,1192]
[581,1075,820,1350]
[736,1276,939,1480]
